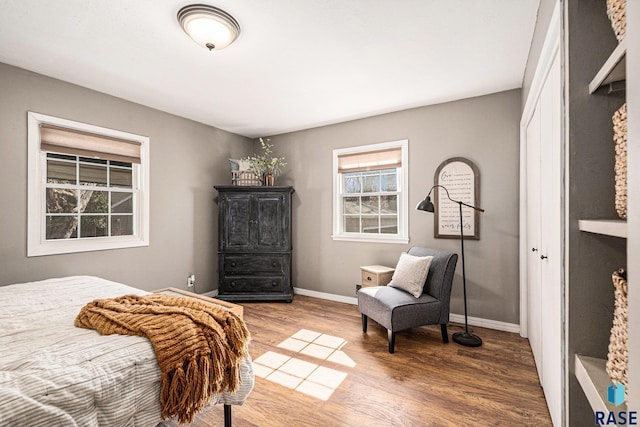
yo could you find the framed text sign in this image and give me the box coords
[434,157,480,239]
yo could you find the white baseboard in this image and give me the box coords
[448,313,520,334]
[293,287,520,334]
[293,287,358,305]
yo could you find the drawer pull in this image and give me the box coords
[367,276,372,281]
[230,262,237,267]
[231,281,236,287]
[271,281,277,287]
[272,262,278,267]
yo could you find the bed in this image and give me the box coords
[0,276,254,427]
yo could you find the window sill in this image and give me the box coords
[28,235,148,257]
[331,234,409,244]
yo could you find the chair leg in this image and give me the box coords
[388,330,395,353]
[441,324,449,343]
[224,404,231,427]
[362,314,368,332]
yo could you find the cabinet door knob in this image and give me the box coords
[230,262,236,267]
[272,262,277,267]
[532,248,538,252]
[540,255,548,260]
[367,276,372,281]
[271,281,277,287]
[231,281,236,287]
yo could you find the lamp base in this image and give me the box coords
[452,331,482,347]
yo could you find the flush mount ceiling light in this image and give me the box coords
[177,4,241,51]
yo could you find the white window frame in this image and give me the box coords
[27,112,150,256]
[332,139,409,244]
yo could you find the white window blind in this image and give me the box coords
[40,124,142,164]
[337,147,402,173]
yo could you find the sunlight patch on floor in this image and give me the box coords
[252,329,354,400]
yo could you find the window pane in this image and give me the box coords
[361,196,379,213]
[363,172,380,193]
[381,173,397,191]
[343,174,361,194]
[343,196,360,214]
[80,215,107,237]
[380,195,397,214]
[46,188,77,213]
[80,163,108,186]
[82,191,108,213]
[46,215,78,239]
[111,215,134,236]
[380,216,398,234]
[110,167,133,188]
[112,192,133,213]
[344,216,360,233]
[362,217,379,233]
[47,160,76,184]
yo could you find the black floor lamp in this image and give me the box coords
[417,184,485,347]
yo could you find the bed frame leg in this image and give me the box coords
[224,404,232,427]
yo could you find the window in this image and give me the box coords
[28,112,150,256]
[332,140,408,243]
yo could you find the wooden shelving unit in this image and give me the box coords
[567,3,630,424]
[578,219,627,238]
[575,355,626,414]
[588,39,627,94]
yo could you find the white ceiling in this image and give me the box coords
[0,0,539,138]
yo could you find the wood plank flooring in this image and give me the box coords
[168,295,552,427]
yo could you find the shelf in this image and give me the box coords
[578,219,627,238]
[575,355,626,414]
[589,39,627,94]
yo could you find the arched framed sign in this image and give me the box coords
[433,157,480,239]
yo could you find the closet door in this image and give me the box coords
[526,102,543,383]
[538,51,563,427]
[523,43,563,426]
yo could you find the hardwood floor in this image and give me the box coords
[172,295,552,427]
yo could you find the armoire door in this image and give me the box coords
[254,193,290,250]
[221,193,252,251]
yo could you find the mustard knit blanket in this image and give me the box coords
[75,294,250,424]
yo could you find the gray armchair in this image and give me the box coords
[357,247,458,353]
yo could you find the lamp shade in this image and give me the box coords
[416,196,435,212]
[178,4,241,51]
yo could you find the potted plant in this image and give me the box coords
[244,138,287,186]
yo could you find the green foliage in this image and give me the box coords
[244,138,287,177]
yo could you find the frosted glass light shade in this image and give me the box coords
[177,4,240,51]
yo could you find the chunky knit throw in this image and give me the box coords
[75,294,250,424]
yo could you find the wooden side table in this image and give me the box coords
[153,287,244,319]
[360,265,395,288]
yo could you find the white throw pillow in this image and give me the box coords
[388,252,434,298]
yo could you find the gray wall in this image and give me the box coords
[0,62,251,292]
[522,0,558,108]
[268,89,522,324]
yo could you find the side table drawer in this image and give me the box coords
[360,265,395,287]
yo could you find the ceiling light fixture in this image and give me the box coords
[177,4,241,51]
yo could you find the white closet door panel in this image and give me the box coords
[539,51,563,427]
[526,101,543,382]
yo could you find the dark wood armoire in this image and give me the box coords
[214,186,294,302]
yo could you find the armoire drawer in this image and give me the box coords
[221,276,285,293]
[222,254,288,274]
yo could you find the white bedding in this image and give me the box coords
[0,276,253,427]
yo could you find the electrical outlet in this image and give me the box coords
[187,274,195,288]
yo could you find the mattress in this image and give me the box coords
[0,276,253,427]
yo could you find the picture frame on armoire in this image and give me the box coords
[433,157,480,240]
